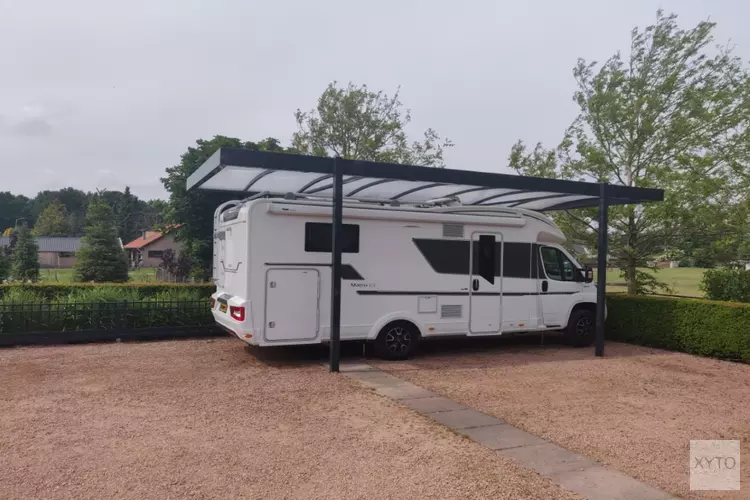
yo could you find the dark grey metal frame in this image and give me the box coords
[187,148,664,372]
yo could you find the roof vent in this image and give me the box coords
[442,223,464,238]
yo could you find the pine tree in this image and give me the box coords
[10,225,40,281]
[74,196,129,283]
[0,250,9,282]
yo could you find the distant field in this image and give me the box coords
[39,267,159,283]
[604,267,706,297]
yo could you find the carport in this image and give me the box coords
[186,149,663,371]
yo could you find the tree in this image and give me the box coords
[0,244,9,281]
[293,82,453,166]
[511,11,750,294]
[74,195,129,283]
[0,192,32,231]
[159,248,191,281]
[32,201,71,236]
[31,188,90,235]
[10,225,40,281]
[162,136,289,280]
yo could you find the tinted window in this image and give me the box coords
[305,222,360,253]
[540,247,562,280]
[148,250,164,259]
[541,246,580,282]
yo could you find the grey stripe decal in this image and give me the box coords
[355,290,578,296]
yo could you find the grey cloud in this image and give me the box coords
[8,117,53,137]
[0,0,748,201]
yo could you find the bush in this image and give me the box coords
[700,268,750,302]
[0,284,217,333]
[0,283,215,301]
[606,294,750,361]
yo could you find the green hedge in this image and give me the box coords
[0,283,215,301]
[606,294,750,361]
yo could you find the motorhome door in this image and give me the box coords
[468,232,503,334]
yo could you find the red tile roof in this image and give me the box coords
[123,225,183,250]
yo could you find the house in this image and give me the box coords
[0,236,83,268]
[124,226,183,268]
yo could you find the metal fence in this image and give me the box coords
[0,299,220,345]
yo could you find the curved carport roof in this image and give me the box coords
[187,148,664,370]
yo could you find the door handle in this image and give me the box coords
[472,278,479,291]
[542,280,549,293]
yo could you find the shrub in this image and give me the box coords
[700,268,750,303]
[0,283,215,301]
[606,294,750,361]
[0,284,216,334]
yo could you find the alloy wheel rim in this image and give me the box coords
[385,326,412,353]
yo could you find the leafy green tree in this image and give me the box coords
[162,136,288,280]
[293,81,453,166]
[511,11,750,294]
[10,225,40,281]
[32,201,72,236]
[74,196,129,283]
[31,188,90,235]
[0,192,32,231]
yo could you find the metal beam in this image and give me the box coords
[242,169,274,191]
[507,193,571,208]
[595,183,609,357]
[348,178,394,196]
[471,189,531,205]
[330,158,343,373]
[298,174,333,193]
[391,182,445,200]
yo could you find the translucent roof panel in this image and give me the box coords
[186,148,664,212]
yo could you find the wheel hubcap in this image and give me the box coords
[575,317,594,337]
[385,326,412,354]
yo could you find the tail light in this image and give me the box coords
[210,298,216,308]
[230,306,245,321]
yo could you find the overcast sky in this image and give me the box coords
[1,0,748,200]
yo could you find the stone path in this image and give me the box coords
[341,363,675,500]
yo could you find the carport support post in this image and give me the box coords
[330,157,343,372]
[595,183,608,357]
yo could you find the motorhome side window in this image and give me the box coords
[304,222,360,253]
[540,246,578,281]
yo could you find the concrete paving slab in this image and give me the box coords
[376,384,435,400]
[551,465,675,500]
[461,424,545,450]
[344,370,406,389]
[402,396,467,413]
[429,409,502,429]
[339,363,375,373]
[498,442,597,475]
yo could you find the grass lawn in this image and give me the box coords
[604,267,707,297]
[39,267,159,283]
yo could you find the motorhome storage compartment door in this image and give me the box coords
[264,269,320,342]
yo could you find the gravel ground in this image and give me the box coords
[0,339,580,500]
[373,340,750,499]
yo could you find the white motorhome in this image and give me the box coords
[210,195,597,359]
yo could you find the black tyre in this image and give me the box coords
[564,309,596,347]
[374,321,421,360]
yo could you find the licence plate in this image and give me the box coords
[220,303,227,313]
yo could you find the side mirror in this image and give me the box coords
[583,266,594,283]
